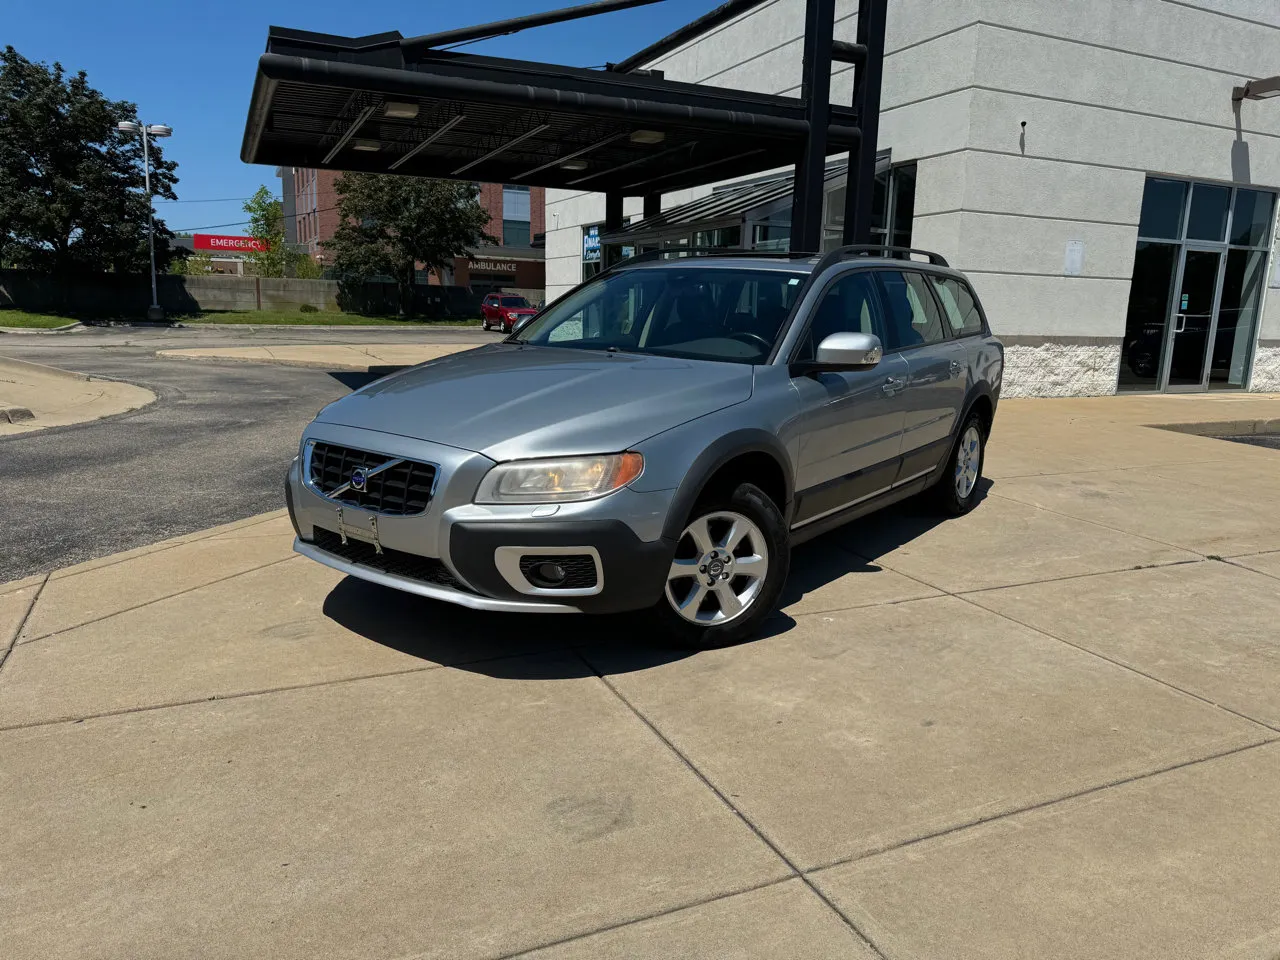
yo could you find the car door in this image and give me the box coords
[874,269,968,479]
[789,269,909,528]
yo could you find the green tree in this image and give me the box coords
[323,174,493,315]
[170,251,213,276]
[0,46,179,277]
[242,185,289,277]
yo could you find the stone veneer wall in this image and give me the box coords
[999,337,1122,398]
[1251,343,1280,392]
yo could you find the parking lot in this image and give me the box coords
[2,371,1278,958]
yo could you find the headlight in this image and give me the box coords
[474,452,644,503]
[506,311,520,320]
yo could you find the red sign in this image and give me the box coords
[193,234,269,253]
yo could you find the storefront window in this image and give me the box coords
[1136,178,1187,239]
[1185,183,1230,242]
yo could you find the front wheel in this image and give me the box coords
[930,412,985,515]
[651,482,790,649]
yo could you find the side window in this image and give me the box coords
[929,276,985,337]
[793,271,882,362]
[875,270,948,349]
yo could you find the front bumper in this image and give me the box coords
[286,425,678,614]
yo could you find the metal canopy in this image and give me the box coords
[240,26,861,194]
[599,153,890,247]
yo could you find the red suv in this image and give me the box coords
[481,294,537,333]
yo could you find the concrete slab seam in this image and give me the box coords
[0,573,47,682]
[986,491,1214,557]
[486,876,796,960]
[1220,556,1280,584]
[574,649,891,960]
[804,737,1279,878]
[0,660,442,734]
[959,593,1280,734]
[18,554,304,646]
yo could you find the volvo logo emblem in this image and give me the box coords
[350,467,367,492]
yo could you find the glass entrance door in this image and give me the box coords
[1164,247,1224,390]
[1120,177,1276,392]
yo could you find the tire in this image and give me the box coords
[650,482,790,649]
[481,318,490,331]
[931,411,986,516]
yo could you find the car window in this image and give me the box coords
[519,266,806,364]
[792,271,883,362]
[500,296,529,307]
[929,276,984,337]
[484,295,497,305]
[875,270,948,349]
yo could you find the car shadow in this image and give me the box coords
[328,371,396,391]
[322,479,994,677]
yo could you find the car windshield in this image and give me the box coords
[515,265,807,364]
[500,296,529,307]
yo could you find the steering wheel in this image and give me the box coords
[728,332,772,352]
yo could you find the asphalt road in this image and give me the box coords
[0,325,493,583]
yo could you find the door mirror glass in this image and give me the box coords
[814,332,882,369]
[511,313,537,337]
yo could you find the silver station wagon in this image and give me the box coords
[285,246,1003,647]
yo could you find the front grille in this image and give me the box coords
[311,529,473,592]
[308,442,436,515]
[519,554,598,590]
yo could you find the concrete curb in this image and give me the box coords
[0,355,91,382]
[1154,418,1280,437]
[160,352,404,374]
[0,322,84,334]
[0,405,35,423]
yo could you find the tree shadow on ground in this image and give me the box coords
[322,479,994,679]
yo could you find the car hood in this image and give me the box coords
[315,343,753,460]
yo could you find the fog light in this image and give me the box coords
[535,562,567,585]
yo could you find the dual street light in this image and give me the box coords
[117,120,172,321]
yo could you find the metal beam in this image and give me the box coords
[844,0,888,245]
[790,0,836,253]
[388,113,466,170]
[831,40,867,64]
[566,140,694,186]
[402,0,665,60]
[452,123,551,175]
[321,104,376,164]
[513,131,626,179]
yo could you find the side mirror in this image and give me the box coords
[793,331,882,375]
[511,314,536,337]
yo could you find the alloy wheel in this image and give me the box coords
[955,425,981,499]
[665,511,769,625]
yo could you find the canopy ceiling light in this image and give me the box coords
[630,129,665,144]
[384,102,420,119]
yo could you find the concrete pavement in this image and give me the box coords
[157,341,480,372]
[0,356,154,436]
[2,394,1280,959]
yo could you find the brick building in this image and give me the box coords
[292,170,545,302]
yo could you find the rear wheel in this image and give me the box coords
[651,482,789,649]
[930,412,985,515]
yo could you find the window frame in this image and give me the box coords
[784,265,889,366]
[870,268,955,353]
[926,274,989,340]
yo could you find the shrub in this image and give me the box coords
[299,303,319,313]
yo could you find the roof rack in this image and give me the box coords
[608,246,817,269]
[812,245,949,274]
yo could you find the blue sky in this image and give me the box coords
[6,0,723,235]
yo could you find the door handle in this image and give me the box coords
[1174,314,1187,333]
[882,376,906,395]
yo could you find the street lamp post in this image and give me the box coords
[117,120,172,321]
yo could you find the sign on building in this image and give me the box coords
[193,234,269,253]
[583,225,601,263]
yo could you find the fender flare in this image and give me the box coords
[959,380,996,437]
[662,428,795,540]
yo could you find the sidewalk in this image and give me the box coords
[157,342,482,372]
[0,356,155,436]
[2,394,1279,959]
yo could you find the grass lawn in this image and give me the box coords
[0,310,83,329]
[0,308,481,328]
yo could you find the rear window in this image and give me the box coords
[929,276,985,337]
